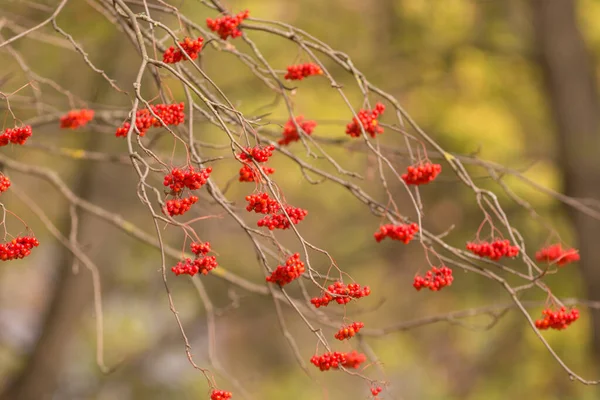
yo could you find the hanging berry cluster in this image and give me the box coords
[284,63,323,81]
[334,321,365,340]
[345,103,386,138]
[210,389,232,400]
[0,175,10,193]
[413,266,453,292]
[237,145,276,183]
[171,241,217,276]
[401,162,442,185]
[466,240,519,260]
[310,350,367,371]
[206,10,249,40]
[0,126,32,146]
[163,37,204,64]
[278,116,317,146]
[265,253,305,286]
[115,103,185,137]
[245,192,281,214]
[165,195,198,216]
[374,223,419,243]
[0,236,40,261]
[60,109,94,129]
[245,192,307,230]
[535,244,580,266]
[311,281,371,308]
[371,386,383,398]
[164,166,212,194]
[535,307,580,330]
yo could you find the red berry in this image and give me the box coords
[466,240,520,260]
[374,223,418,243]
[163,37,204,64]
[116,103,185,137]
[311,281,371,308]
[0,175,10,193]
[345,103,385,138]
[334,321,365,340]
[210,389,232,400]
[206,10,249,40]
[310,350,367,371]
[401,162,442,185]
[278,116,317,146]
[535,306,579,330]
[266,253,305,286]
[165,195,198,216]
[535,243,580,266]
[284,63,323,81]
[60,109,94,129]
[0,236,40,261]
[0,126,32,146]
[413,266,453,292]
[163,166,212,193]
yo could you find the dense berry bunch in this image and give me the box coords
[172,241,217,276]
[371,387,383,397]
[401,162,442,185]
[0,126,32,146]
[535,307,580,330]
[191,241,211,256]
[206,10,249,40]
[345,103,386,138]
[310,350,367,371]
[535,244,580,266]
[374,223,419,243]
[115,103,185,137]
[245,192,281,214]
[163,37,204,64]
[257,206,308,230]
[278,116,317,145]
[165,195,198,216]
[163,166,212,193]
[238,164,275,182]
[413,266,454,291]
[311,281,371,308]
[466,240,520,260]
[60,109,94,129]
[0,236,40,261]
[238,145,275,163]
[334,321,365,340]
[284,63,323,80]
[0,175,10,193]
[210,389,232,400]
[266,253,305,286]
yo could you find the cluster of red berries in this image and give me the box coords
[413,266,454,291]
[257,206,308,230]
[237,145,276,183]
[311,281,371,308]
[0,126,32,146]
[401,162,442,185]
[210,389,232,400]
[334,321,365,340]
[278,116,317,146]
[206,10,249,40]
[163,37,204,64]
[245,192,281,214]
[535,244,580,266]
[466,240,519,260]
[266,253,305,286]
[310,350,367,371]
[371,387,383,397]
[163,166,212,194]
[165,195,198,216]
[284,63,323,81]
[535,307,580,330]
[0,236,40,261]
[60,109,94,129]
[171,241,217,276]
[115,103,185,137]
[374,223,419,243]
[345,103,386,138]
[0,175,10,193]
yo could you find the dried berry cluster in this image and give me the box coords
[535,244,580,266]
[115,103,185,137]
[0,175,10,193]
[0,126,32,146]
[413,266,454,292]
[163,37,204,64]
[165,195,198,216]
[278,116,317,146]
[311,281,371,308]
[237,145,276,183]
[467,240,519,260]
[60,109,94,129]
[164,166,212,194]
[535,307,580,330]
[0,236,40,261]
[206,10,249,40]
[334,321,365,341]
[310,350,367,371]
[374,223,419,243]
[266,253,305,286]
[210,389,232,400]
[401,162,442,185]
[245,192,307,230]
[171,241,217,276]
[345,103,385,138]
[284,63,323,81]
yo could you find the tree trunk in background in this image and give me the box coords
[531,0,600,360]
